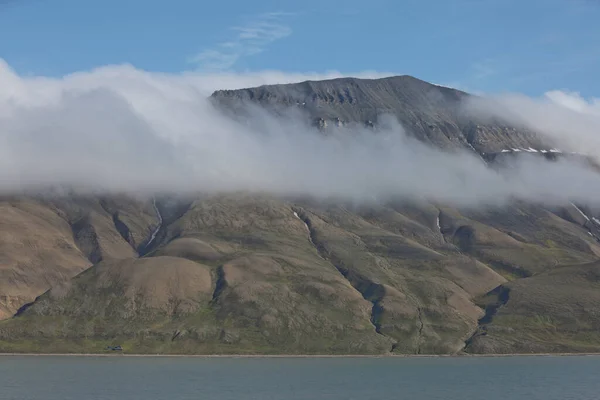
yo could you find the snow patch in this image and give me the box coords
[145,197,163,248]
[294,211,311,234]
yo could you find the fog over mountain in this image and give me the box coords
[464,91,600,157]
[1,59,600,208]
[5,58,600,355]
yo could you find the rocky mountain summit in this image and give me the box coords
[211,75,550,155]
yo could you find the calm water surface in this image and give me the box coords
[1,355,599,400]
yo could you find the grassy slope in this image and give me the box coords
[0,195,158,319]
[466,261,600,354]
[2,194,599,354]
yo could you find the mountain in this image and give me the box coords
[1,76,600,355]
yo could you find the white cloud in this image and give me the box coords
[464,90,600,158]
[190,12,293,71]
[2,58,600,208]
[544,90,600,115]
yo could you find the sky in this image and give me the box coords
[0,0,599,97]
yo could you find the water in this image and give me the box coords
[1,355,599,400]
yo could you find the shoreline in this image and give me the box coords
[1,352,600,358]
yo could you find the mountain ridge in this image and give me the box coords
[210,74,549,155]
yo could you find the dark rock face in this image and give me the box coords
[211,75,549,154]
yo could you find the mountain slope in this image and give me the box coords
[0,195,159,319]
[2,194,600,354]
[466,261,600,354]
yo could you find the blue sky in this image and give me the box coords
[0,0,599,96]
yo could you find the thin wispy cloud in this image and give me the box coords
[190,12,293,71]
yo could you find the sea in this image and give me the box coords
[1,355,599,399]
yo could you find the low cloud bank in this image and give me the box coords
[1,59,600,207]
[464,90,600,157]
